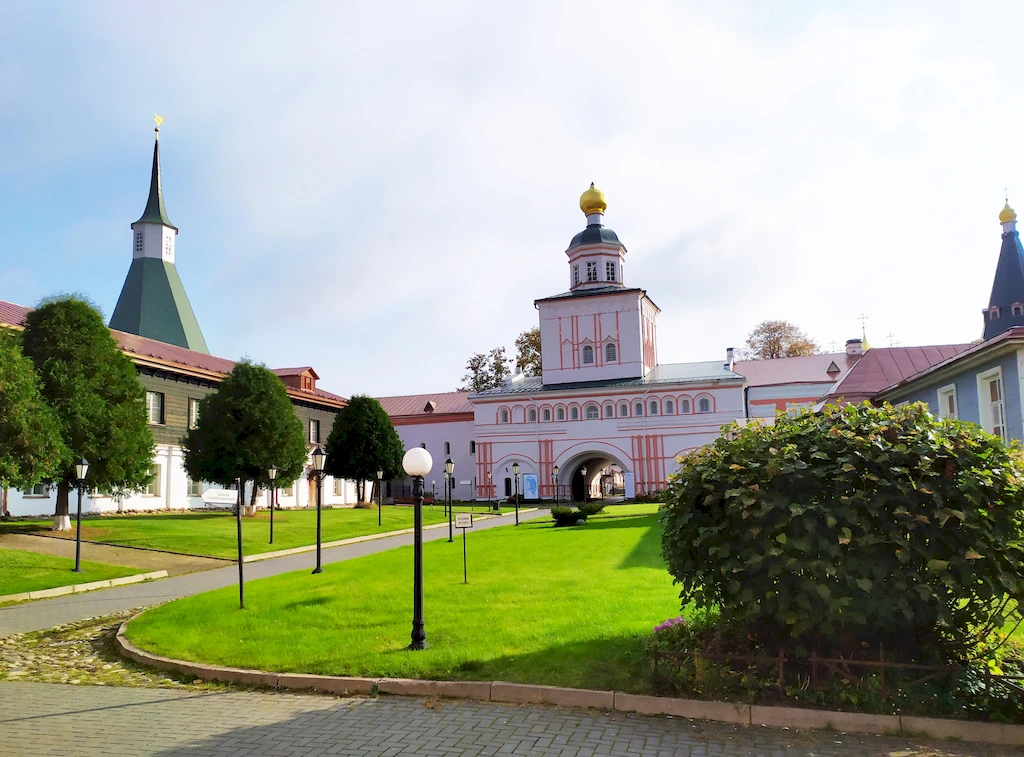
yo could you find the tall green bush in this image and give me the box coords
[661,402,1024,661]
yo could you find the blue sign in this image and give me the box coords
[523,473,538,500]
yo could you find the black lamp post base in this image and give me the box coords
[72,568,83,573]
[311,567,323,574]
[407,639,429,651]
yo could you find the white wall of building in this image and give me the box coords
[391,418,476,501]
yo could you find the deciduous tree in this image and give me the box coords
[0,330,67,514]
[459,347,512,392]
[515,326,542,377]
[740,320,818,360]
[324,395,404,502]
[182,361,308,514]
[21,296,153,530]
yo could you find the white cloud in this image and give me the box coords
[3,1,1024,395]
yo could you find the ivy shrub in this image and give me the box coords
[661,402,1024,662]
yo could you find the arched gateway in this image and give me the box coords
[554,450,631,502]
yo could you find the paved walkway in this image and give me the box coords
[0,532,227,576]
[0,509,547,638]
[2,681,1014,757]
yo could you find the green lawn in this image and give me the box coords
[0,548,138,596]
[126,511,680,693]
[0,505,514,560]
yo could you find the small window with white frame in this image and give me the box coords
[1014,303,1024,317]
[665,399,675,414]
[145,391,164,425]
[586,261,598,282]
[144,466,161,496]
[333,478,346,496]
[585,404,599,419]
[308,418,320,443]
[570,406,579,420]
[606,261,616,282]
[26,483,48,497]
[698,397,711,413]
[543,408,551,421]
[557,407,565,421]
[634,401,643,416]
[605,342,617,362]
[187,478,202,497]
[680,398,691,413]
[582,345,594,364]
[573,265,580,286]
[936,384,958,420]
[619,402,629,417]
[528,407,537,422]
[649,400,659,415]
[279,483,294,497]
[501,408,510,423]
[188,397,201,429]
[978,368,1007,442]
[604,404,614,418]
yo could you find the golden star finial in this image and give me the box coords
[154,114,164,134]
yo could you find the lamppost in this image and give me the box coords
[72,457,89,573]
[377,467,384,528]
[268,464,277,545]
[431,480,436,507]
[445,457,454,542]
[402,446,432,650]
[553,464,560,507]
[487,470,495,512]
[311,446,327,575]
[512,461,520,526]
[581,465,588,503]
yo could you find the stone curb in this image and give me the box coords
[113,615,1024,746]
[240,509,538,563]
[0,570,168,604]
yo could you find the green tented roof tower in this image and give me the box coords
[109,122,210,354]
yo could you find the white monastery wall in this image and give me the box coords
[391,418,476,501]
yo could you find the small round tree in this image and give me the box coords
[662,402,1024,662]
[324,395,404,502]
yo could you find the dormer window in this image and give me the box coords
[1013,303,1024,317]
[582,345,594,364]
[606,261,616,282]
[989,306,1001,320]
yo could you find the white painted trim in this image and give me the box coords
[977,366,1007,442]
[936,383,958,420]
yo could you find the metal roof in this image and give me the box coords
[377,392,474,416]
[733,352,861,388]
[471,360,742,398]
[823,345,971,402]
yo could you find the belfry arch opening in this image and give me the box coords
[554,452,628,502]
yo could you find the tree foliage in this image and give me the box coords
[324,395,404,500]
[661,402,1024,662]
[0,330,67,492]
[182,361,308,503]
[739,320,818,360]
[459,347,511,392]
[515,326,542,377]
[21,296,153,518]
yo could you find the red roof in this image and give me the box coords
[824,345,972,403]
[272,366,319,378]
[377,392,474,417]
[1,299,345,404]
[0,300,30,327]
[734,352,861,387]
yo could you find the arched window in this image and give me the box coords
[557,407,565,421]
[571,406,580,420]
[470,440,476,454]
[500,409,509,423]
[582,345,594,364]
[528,408,537,422]
[543,408,551,421]
[586,404,599,419]
[698,398,711,413]
[619,402,629,417]
[665,399,674,414]
[605,342,617,362]
[680,399,691,413]
[634,401,643,416]
[649,400,659,415]
[444,441,451,455]
[604,404,614,418]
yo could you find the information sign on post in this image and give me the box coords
[455,513,473,583]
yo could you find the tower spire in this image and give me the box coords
[135,115,176,230]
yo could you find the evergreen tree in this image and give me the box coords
[0,330,67,513]
[21,296,153,529]
[325,395,404,502]
[182,361,308,514]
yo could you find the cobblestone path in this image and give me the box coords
[1,680,1019,757]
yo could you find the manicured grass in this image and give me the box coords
[0,505,513,560]
[0,548,138,596]
[589,503,663,518]
[127,512,679,693]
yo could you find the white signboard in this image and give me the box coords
[202,489,238,505]
[455,513,473,529]
[459,479,472,486]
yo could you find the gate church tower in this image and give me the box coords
[535,184,659,385]
[109,122,209,353]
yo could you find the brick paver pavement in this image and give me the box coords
[0,509,546,638]
[2,681,1017,757]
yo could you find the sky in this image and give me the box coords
[2,1,1023,398]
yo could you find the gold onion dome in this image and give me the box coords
[1000,201,1017,224]
[580,182,607,216]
